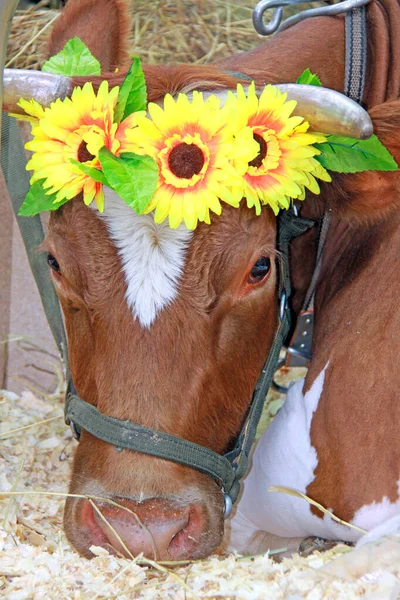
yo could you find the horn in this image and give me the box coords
[0,0,20,150]
[2,73,373,139]
[204,85,373,140]
[276,84,373,139]
[2,69,72,115]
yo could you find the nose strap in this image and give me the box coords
[66,392,237,494]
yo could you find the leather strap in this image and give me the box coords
[345,6,368,103]
[283,3,368,371]
[1,114,69,373]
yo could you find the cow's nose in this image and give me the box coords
[80,497,205,560]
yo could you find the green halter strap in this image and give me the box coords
[2,112,313,512]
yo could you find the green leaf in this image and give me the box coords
[314,134,399,173]
[18,181,69,216]
[114,57,147,123]
[42,37,101,76]
[70,158,108,184]
[98,148,158,213]
[296,68,322,87]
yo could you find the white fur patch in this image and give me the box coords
[228,364,400,551]
[353,481,400,534]
[356,508,400,547]
[228,363,364,549]
[97,188,193,328]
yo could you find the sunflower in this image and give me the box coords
[125,91,258,229]
[225,83,331,215]
[21,81,141,212]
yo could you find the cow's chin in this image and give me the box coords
[63,480,225,561]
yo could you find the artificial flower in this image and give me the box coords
[225,83,331,215]
[125,91,258,229]
[21,81,141,212]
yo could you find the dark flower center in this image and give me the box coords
[249,133,268,169]
[168,143,205,179]
[77,140,96,163]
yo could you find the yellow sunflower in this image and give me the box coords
[125,91,258,229]
[225,83,331,215]
[20,81,142,212]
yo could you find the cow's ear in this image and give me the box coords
[316,100,400,224]
[47,0,131,71]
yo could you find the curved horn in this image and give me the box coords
[275,84,373,139]
[0,0,20,149]
[2,69,72,114]
[205,85,373,140]
[2,73,373,140]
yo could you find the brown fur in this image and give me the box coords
[289,101,400,525]
[48,0,131,70]
[47,199,277,558]
[303,211,400,521]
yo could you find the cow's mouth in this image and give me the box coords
[66,493,223,561]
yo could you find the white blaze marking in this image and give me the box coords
[97,188,193,328]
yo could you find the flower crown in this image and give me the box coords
[16,38,398,230]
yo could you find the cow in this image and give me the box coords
[2,0,400,561]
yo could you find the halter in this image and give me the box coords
[0,0,368,517]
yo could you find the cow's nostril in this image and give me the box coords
[84,498,198,560]
[167,505,204,559]
[69,495,221,561]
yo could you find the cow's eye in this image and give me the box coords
[248,257,271,283]
[47,253,61,274]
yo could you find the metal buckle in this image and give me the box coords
[69,420,81,441]
[272,309,313,393]
[279,290,287,322]
[223,493,233,519]
[285,309,313,367]
[253,0,372,37]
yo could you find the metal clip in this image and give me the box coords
[272,309,314,393]
[285,309,313,367]
[223,494,233,519]
[69,420,81,441]
[253,0,372,37]
[279,290,287,321]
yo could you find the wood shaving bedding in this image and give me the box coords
[1,387,400,599]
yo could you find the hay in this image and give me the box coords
[6,1,59,70]
[6,0,313,70]
[1,385,400,599]
[5,0,258,70]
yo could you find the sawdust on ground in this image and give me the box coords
[1,378,400,599]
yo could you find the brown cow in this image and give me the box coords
[229,96,400,550]
[3,0,400,560]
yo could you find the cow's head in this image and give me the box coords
[4,0,400,562]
